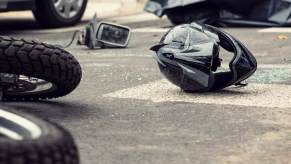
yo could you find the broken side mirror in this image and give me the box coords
[96,22,131,48]
[78,15,131,49]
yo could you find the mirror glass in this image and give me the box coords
[97,23,130,46]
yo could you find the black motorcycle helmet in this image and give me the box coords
[150,23,257,92]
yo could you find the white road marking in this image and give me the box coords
[229,64,291,69]
[83,63,113,67]
[104,79,291,109]
[134,27,291,34]
[258,64,291,69]
[133,27,170,33]
[259,28,291,33]
[108,13,162,24]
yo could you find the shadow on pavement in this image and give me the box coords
[210,89,253,95]
[0,18,88,32]
[171,88,253,96]
[0,100,96,120]
[0,18,40,31]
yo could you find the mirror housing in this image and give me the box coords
[78,15,131,49]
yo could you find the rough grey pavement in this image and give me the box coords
[1,13,291,164]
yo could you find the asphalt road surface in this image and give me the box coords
[1,13,291,164]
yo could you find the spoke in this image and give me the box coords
[54,0,65,10]
[53,0,83,18]
[71,0,80,10]
[66,3,74,18]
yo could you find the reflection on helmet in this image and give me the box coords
[151,23,257,92]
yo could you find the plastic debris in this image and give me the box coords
[145,0,291,27]
[78,14,132,49]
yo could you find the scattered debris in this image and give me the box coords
[145,0,291,27]
[277,34,288,41]
[77,14,132,49]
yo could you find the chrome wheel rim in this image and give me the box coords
[53,0,84,19]
[0,109,42,140]
[0,74,57,96]
[6,76,56,95]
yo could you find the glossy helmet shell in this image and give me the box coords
[151,23,257,92]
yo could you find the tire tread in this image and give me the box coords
[0,36,82,101]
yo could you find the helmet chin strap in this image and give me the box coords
[235,82,248,87]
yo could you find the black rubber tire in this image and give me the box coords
[0,36,82,101]
[33,0,88,28]
[0,109,79,164]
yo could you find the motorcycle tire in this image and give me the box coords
[0,108,79,164]
[0,36,82,101]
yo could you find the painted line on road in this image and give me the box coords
[258,28,291,33]
[8,13,161,34]
[104,79,291,109]
[107,13,162,24]
[258,64,291,69]
[134,27,291,34]
[133,27,170,33]
[38,26,170,34]
[83,63,113,67]
[228,64,291,69]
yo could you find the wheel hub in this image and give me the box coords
[0,74,56,100]
[53,0,84,19]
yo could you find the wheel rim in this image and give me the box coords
[4,75,57,96]
[0,109,42,140]
[53,0,84,19]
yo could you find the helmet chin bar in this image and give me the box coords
[208,25,257,90]
[151,23,257,92]
[208,25,243,89]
